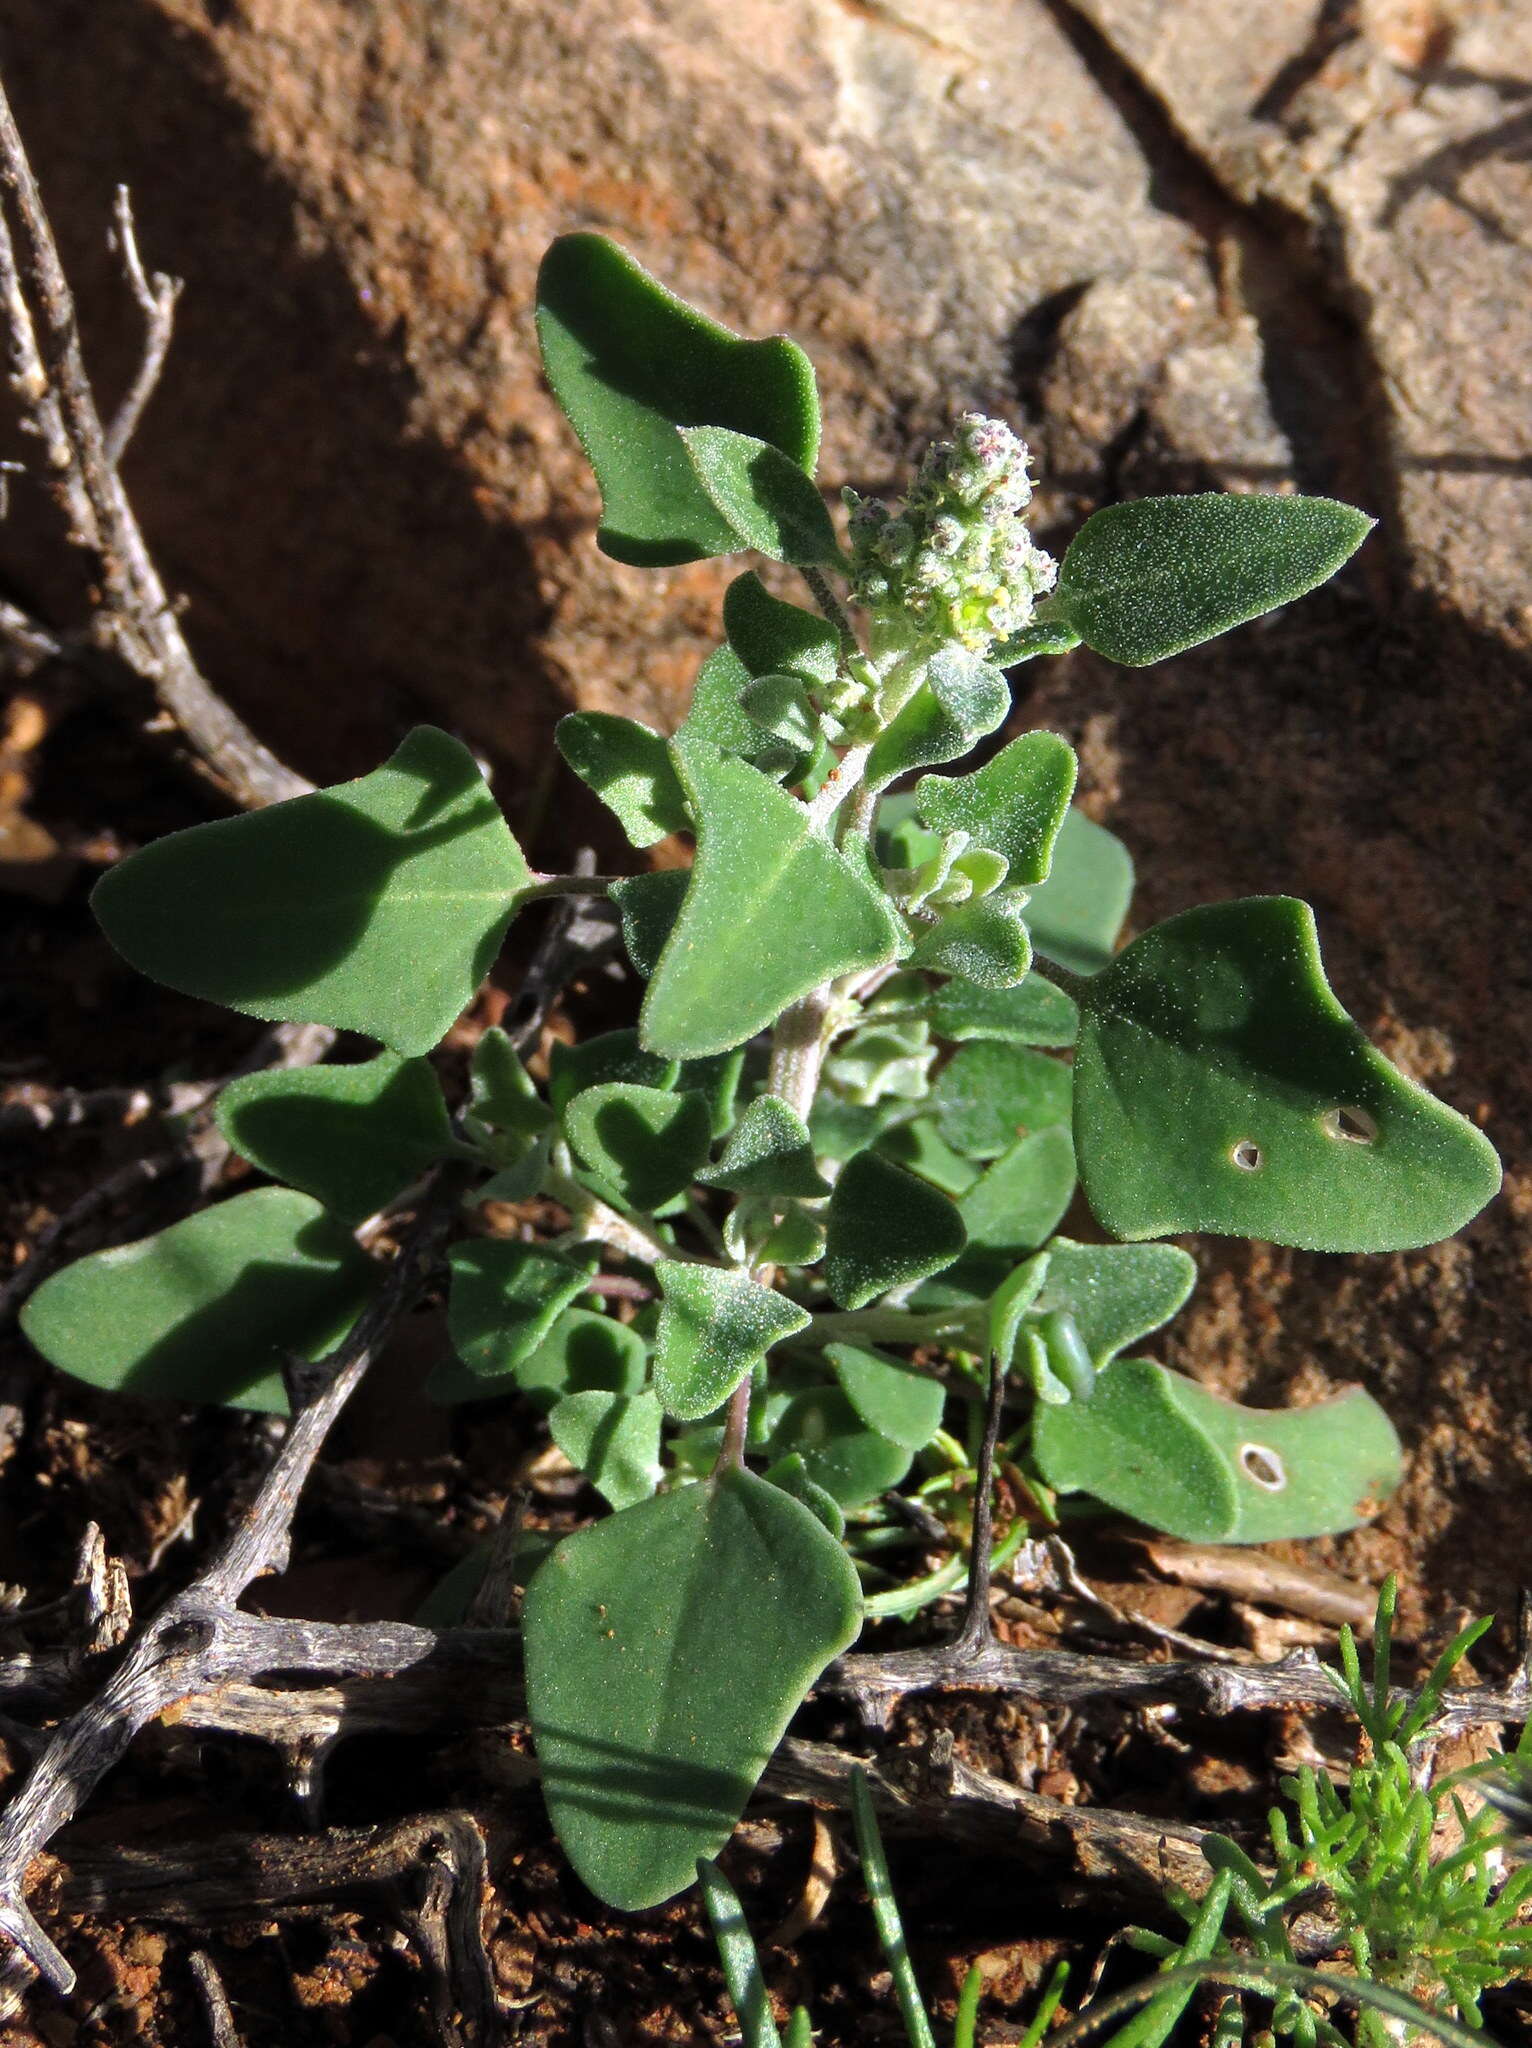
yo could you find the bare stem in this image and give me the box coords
[767,986,835,1123]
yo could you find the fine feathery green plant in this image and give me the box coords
[20,234,1501,1909]
[1089,1577,1532,2048]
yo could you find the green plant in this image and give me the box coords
[700,1765,1070,2048]
[20,236,1500,1911]
[1099,1578,1532,2048]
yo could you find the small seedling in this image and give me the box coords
[21,236,1501,1910]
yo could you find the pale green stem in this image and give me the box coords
[544,1166,701,1270]
[806,1304,987,1348]
[804,742,873,831]
[863,1516,1033,1620]
[767,985,835,1122]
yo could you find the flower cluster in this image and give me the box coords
[845,414,1056,654]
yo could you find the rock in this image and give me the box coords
[3,0,1532,1614]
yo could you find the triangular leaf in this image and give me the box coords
[548,1028,679,1118]
[654,1261,811,1420]
[957,1126,1076,1253]
[1050,492,1374,666]
[930,1042,1073,1161]
[1034,1358,1400,1541]
[610,869,690,980]
[1021,808,1133,977]
[767,1387,916,1505]
[827,1343,945,1452]
[515,1305,650,1410]
[681,428,840,566]
[910,888,1032,989]
[641,740,903,1059]
[536,233,819,567]
[524,1469,862,1906]
[1074,898,1502,1251]
[447,1241,591,1379]
[556,713,690,848]
[20,1189,372,1413]
[723,572,837,688]
[864,649,1010,793]
[823,1150,967,1310]
[1033,1238,1196,1365]
[564,1083,714,1212]
[469,1027,552,1142]
[915,731,1078,884]
[216,1051,453,1224]
[701,1095,831,1197]
[92,727,532,1055]
[550,1389,665,1510]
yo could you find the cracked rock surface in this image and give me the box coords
[3,0,1530,1613]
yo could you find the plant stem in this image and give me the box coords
[805,1304,987,1348]
[1034,956,1093,1002]
[768,986,835,1122]
[544,1167,697,1269]
[799,564,859,655]
[718,1375,752,1474]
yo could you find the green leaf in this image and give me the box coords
[930,1042,1073,1161]
[550,1389,664,1511]
[548,1028,679,1118]
[215,1052,453,1224]
[823,1150,967,1310]
[827,1343,945,1452]
[523,1468,862,1907]
[447,1241,591,1380]
[468,1027,552,1142]
[927,975,1078,1047]
[865,650,1010,794]
[755,1203,826,1269]
[698,1860,783,2048]
[681,428,839,566]
[609,870,689,980]
[1034,1358,1401,1541]
[20,1189,372,1413]
[678,645,806,780]
[1033,1238,1196,1365]
[641,739,903,1059]
[915,731,1078,885]
[761,1451,846,1540]
[767,1387,915,1505]
[957,1127,1076,1253]
[1022,808,1133,977]
[739,675,820,753]
[700,1095,831,1197]
[988,1251,1051,1371]
[875,1118,978,1198]
[992,614,1084,664]
[536,233,820,568]
[653,1261,811,1421]
[92,727,532,1055]
[677,1048,747,1138]
[910,888,1032,989]
[513,1305,650,1410]
[1050,492,1374,666]
[1074,897,1502,1251]
[564,1083,714,1212]
[555,713,690,848]
[723,572,837,688]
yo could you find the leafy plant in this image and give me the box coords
[1096,1578,1532,2048]
[19,235,1501,1912]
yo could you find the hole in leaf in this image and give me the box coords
[1239,1442,1285,1491]
[1320,1105,1377,1146]
[1230,1140,1262,1172]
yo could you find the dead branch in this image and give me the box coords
[0,1173,461,1994]
[187,1951,241,2048]
[0,74,307,809]
[103,186,181,468]
[0,1077,215,1144]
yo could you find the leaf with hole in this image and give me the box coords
[1073,897,1502,1251]
[927,975,1078,1047]
[548,1028,679,1119]
[1049,492,1374,666]
[768,1387,917,1505]
[864,649,1010,793]
[681,427,840,566]
[1032,1238,1196,1366]
[556,713,691,848]
[1034,1357,1401,1541]
[1021,808,1133,977]
[447,1241,592,1381]
[523,1467,862,1908]
[700,1095,831,1197]
[915,731,1077,885]
[910,888,1033,989]
[20,1189,373,1413]
[640,739,903,1059]
[215,1052,454,1224]
[653,1261,811,1421]
[823,1150,967,1310]
[92,727,532,1055]
[723,572,838,689]
[564,1083,714,1212]
[827,1342,946,1452]
[930,1042,1073,1161]
[550,1389,665,1511]
[536,233,820,567]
